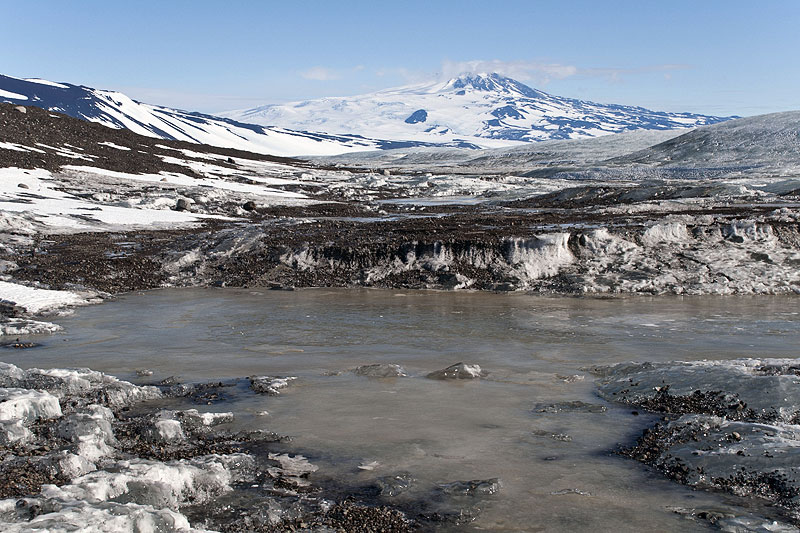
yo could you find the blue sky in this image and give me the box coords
[2,0,798,116]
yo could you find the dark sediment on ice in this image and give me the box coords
[597,360,800,527]
[5,208,800,297]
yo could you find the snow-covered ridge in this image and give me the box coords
[224,72,731,145]
[0,74,478,156]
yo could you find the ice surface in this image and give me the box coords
[0,362,162,409]
[250,376,297,396]
[58,405,118,460]
[617,111,800,175]
[178,409,234,428]
[439,478,501,496]
[629,413,800,525]
[427,362,484,380]
[352,364,408,378]
[602,357,800,525]
[596,358,800,422]
[150,419,185,442]
[0,419,32,444]
[0,454,254,532]
[0,357,255,533]
[312,127,686,174]
[0,388,62,422]
[0,502,200,533]
[641,222,690,245]
[273,214,800,294]
[0,318,63,335]
[0,280,91,314]
[280,235,574,291]
[266,453,318,488]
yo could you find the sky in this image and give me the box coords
[1,0,798,117]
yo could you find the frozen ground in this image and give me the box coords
[0,361,421,532]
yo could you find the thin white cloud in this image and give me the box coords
[582,64,690,83]
[299,66,341,81]
[440,59,578,85]
[374,66,430,84]
[299,65,370,81]
[439,59,691,85]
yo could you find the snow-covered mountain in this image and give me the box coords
[1,72,734,157]
[0,74,483,156]
[223,73,732,144]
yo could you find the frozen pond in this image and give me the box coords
[7,289,800,531]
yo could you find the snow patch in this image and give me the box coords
[23,78,70,89]
[0,280,91,315]
[0,388,62,422]
[0,88,27,100]
[97,141,131,151]
[641,222,689,245]
[0,318,63,335]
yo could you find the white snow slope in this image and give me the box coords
[0,75,445,157]
[224,73,731,145]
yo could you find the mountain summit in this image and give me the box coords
[223,72,732,145]
[444,72,548,98]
